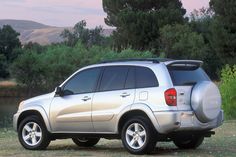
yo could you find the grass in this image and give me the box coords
[0,121,236,157]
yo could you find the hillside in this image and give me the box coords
[0,19,113,45]
[0,19,50,32]
[19,27,66,45]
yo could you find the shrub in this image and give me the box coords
[10,42,155,92]
[10,50,44,90]
[220,65,236,119]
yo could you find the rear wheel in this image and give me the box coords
[121,117,157,155]
[72,138,100,147]
[18,115,51,150]
[173,135,204,149]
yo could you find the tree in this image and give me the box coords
[10,50,44,90]
[61,20,105,47]
[210,0,236,64]
[60,28,78,47]
[23,42,45,53]
[159,24,206,59]
[159,24,220,79]
[189,7,214,44]
[189,8,222,79]
[0,25,21,78]
[10,43,154,91]
[0,54,8,77]
[103,0,186,52]
[0,25,21,61]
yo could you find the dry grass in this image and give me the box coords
[0,80,17,87]
[0,121,236,157]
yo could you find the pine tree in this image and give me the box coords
[103,0,186,52]
[210,0,236,64]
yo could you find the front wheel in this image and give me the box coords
[121,117,157,155]
[18,116,51,150]
[173,135,204,149]
[72,138,100,147]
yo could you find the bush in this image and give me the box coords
[0,54,8,78]
[220,65,236,119]
[159,24,206,59]
[10,50,44,89]
[10,42,155,92]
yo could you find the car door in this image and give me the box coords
[92,66,135,132]
[50,67,101,133]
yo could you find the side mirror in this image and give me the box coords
[55,87,63,96]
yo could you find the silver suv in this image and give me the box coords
[13,59,223,154]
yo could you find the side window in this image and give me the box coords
[63,68,101,95]
[99,66,129,91]
[136,67,158,88]
[125,67,135,89]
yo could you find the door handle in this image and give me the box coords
[82,96,91,101]
[120,93,130,98]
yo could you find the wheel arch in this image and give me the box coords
[117,103,161,134]
[17,107,51,132]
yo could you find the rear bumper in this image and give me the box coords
[153,110,224,134]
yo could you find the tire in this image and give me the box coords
[173,135,204,149]
[18,115,51,150]
[121,117,157,155]
[72,138,100,147]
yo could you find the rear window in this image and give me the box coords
[168,67,210,86]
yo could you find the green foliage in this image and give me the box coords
[220,65,236,119]
[10,42,155,91]
[61,20,106,47]
[188,8,222,79]
[210,0,236,64]
[0,54,8,77]
[103,0,186,52]
[10,50,44,89]
[159,24,206,59]
[0,25,21,78]
[23,42,45,53]
[189,8,214,44]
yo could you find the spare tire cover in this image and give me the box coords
[191,81,221,123]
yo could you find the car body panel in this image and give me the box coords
[49,93,94,132]
[92,88,135,132]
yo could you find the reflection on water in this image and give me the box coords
[0,97,25,128]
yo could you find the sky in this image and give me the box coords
[0,0,210,28]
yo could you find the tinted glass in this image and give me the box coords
[63,68,101,95]
[168,67,210,86]
[125,67,135,89]
[136,67,158,88]
[100,66,129,91]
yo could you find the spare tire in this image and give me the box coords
[191,81,221,123]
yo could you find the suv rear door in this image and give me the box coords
[92,66,135,132]
[167,61,210,111]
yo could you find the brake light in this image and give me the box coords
[165,88,177,106]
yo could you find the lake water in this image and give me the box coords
[0,97,24,128]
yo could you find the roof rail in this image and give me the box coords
[100,58,173,64]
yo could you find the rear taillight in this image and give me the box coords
[165,88,177,106]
